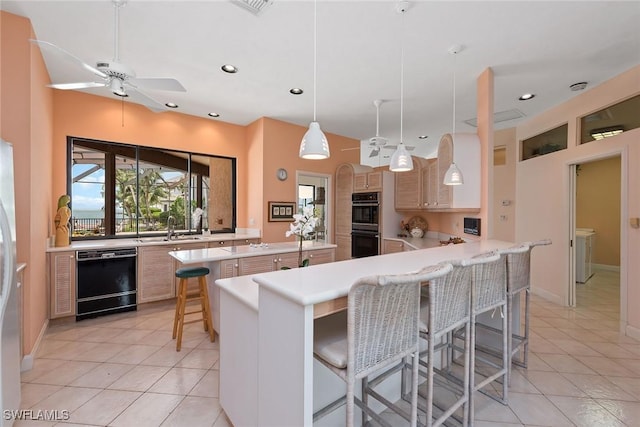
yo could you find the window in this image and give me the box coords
[521,124,568,161]
[68,137,235,239]
[580,94,640,144]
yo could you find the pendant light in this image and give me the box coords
[443,45,464,185]
[299,0,330,160]
[389,1,413,172]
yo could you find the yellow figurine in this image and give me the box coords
[54,194,71,247]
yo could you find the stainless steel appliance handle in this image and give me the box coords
[77,252,137,261]
[0,199,15,302]
[352,202,379,207]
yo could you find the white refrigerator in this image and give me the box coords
[0,139,20,426]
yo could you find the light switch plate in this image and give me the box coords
[630,217,640,229]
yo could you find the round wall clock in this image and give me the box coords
[277,168,288,181]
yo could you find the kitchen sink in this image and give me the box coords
[137,235,202,243]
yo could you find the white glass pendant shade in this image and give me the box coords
[299,121,330,159]
[443,162,464,185]
[389,143,413,172]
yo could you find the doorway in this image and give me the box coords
[296,172,331,243]
[570,155,621,318]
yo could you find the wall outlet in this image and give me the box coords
[501,200,511,206]
[500,215,508,222]
[249,218,255,226]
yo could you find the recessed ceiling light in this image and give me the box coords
[518,93,535,101]
[221,64,238,74]
[289,88,303,95]
[208,112,220,118]
[418,135,428,139]
[165,102,178,108]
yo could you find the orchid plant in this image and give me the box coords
[284,206,319,268]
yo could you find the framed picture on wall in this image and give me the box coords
[268,201,296,222]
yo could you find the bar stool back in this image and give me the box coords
[467,251,508,426]
[173,266,215,351]
[503,239,551,380]
[313,263,454,427]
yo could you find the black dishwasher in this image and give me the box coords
[76,248,137,320]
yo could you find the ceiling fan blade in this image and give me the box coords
[29,39,108,79]
[48,82,105,90]
[128,77,186,92]
[369,148,380,158]
[383,144,416,150]
[124,88,167,113]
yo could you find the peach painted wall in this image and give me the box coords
[515,65,640,337]
[1,11,54,356]
[51,90,249,227]
[492,128,516,242]
[261,117,359,243]
[576,157,621,267]
[245,119,265,233]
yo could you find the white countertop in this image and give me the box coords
[169,241,337,264]
[46,230,261,252]
[251,239,515,307]
[215,275,259,312]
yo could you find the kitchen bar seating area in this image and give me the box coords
[214,239,551,426]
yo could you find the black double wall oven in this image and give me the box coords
[351,192,380,258]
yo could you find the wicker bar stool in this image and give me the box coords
[313,264,454,427]
[504,239,551,381]
[420,253,506,426]
[173,266,215,352]
[466,250,509,426]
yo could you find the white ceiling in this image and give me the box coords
[3,0,639,165]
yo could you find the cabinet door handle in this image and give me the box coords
[234,264,238,268]
[309,254,314,258]
[273,259,278,263]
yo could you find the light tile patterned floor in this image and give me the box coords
[18,268,638,426]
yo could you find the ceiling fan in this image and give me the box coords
[365,99,415,158]
[29,0,186,112]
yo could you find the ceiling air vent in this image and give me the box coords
[464,109,525,127]
[231,0,273,15]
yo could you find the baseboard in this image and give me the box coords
[592,263,620,272]
[21,318,49,372]
[531,286,563,306]
[626,324,640,342]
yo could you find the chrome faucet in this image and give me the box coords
[167,215,177,240]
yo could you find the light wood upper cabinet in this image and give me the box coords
[432,133,481,211]
[354,171,382,192]
[49,251,76,318]
[394,135,480,212]
[394,156,429,210]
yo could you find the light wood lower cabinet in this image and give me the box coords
[219,258,239,279]
[383,239,404,254]
[49,251,76,319]
[137,245,175,304]
[305,248,335,265]
[234,238,261,246]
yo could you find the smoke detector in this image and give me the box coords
[570,81,588,91]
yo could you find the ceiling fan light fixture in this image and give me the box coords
[109,78,126,96]
[443,162,464,185]
[389,143,413,172]
[299,121,330,159]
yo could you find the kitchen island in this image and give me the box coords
[215,239,518,427]
[168,241,336,331]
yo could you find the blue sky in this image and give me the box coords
[72,164,105,211]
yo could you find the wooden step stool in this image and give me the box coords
[172,266,215,351]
